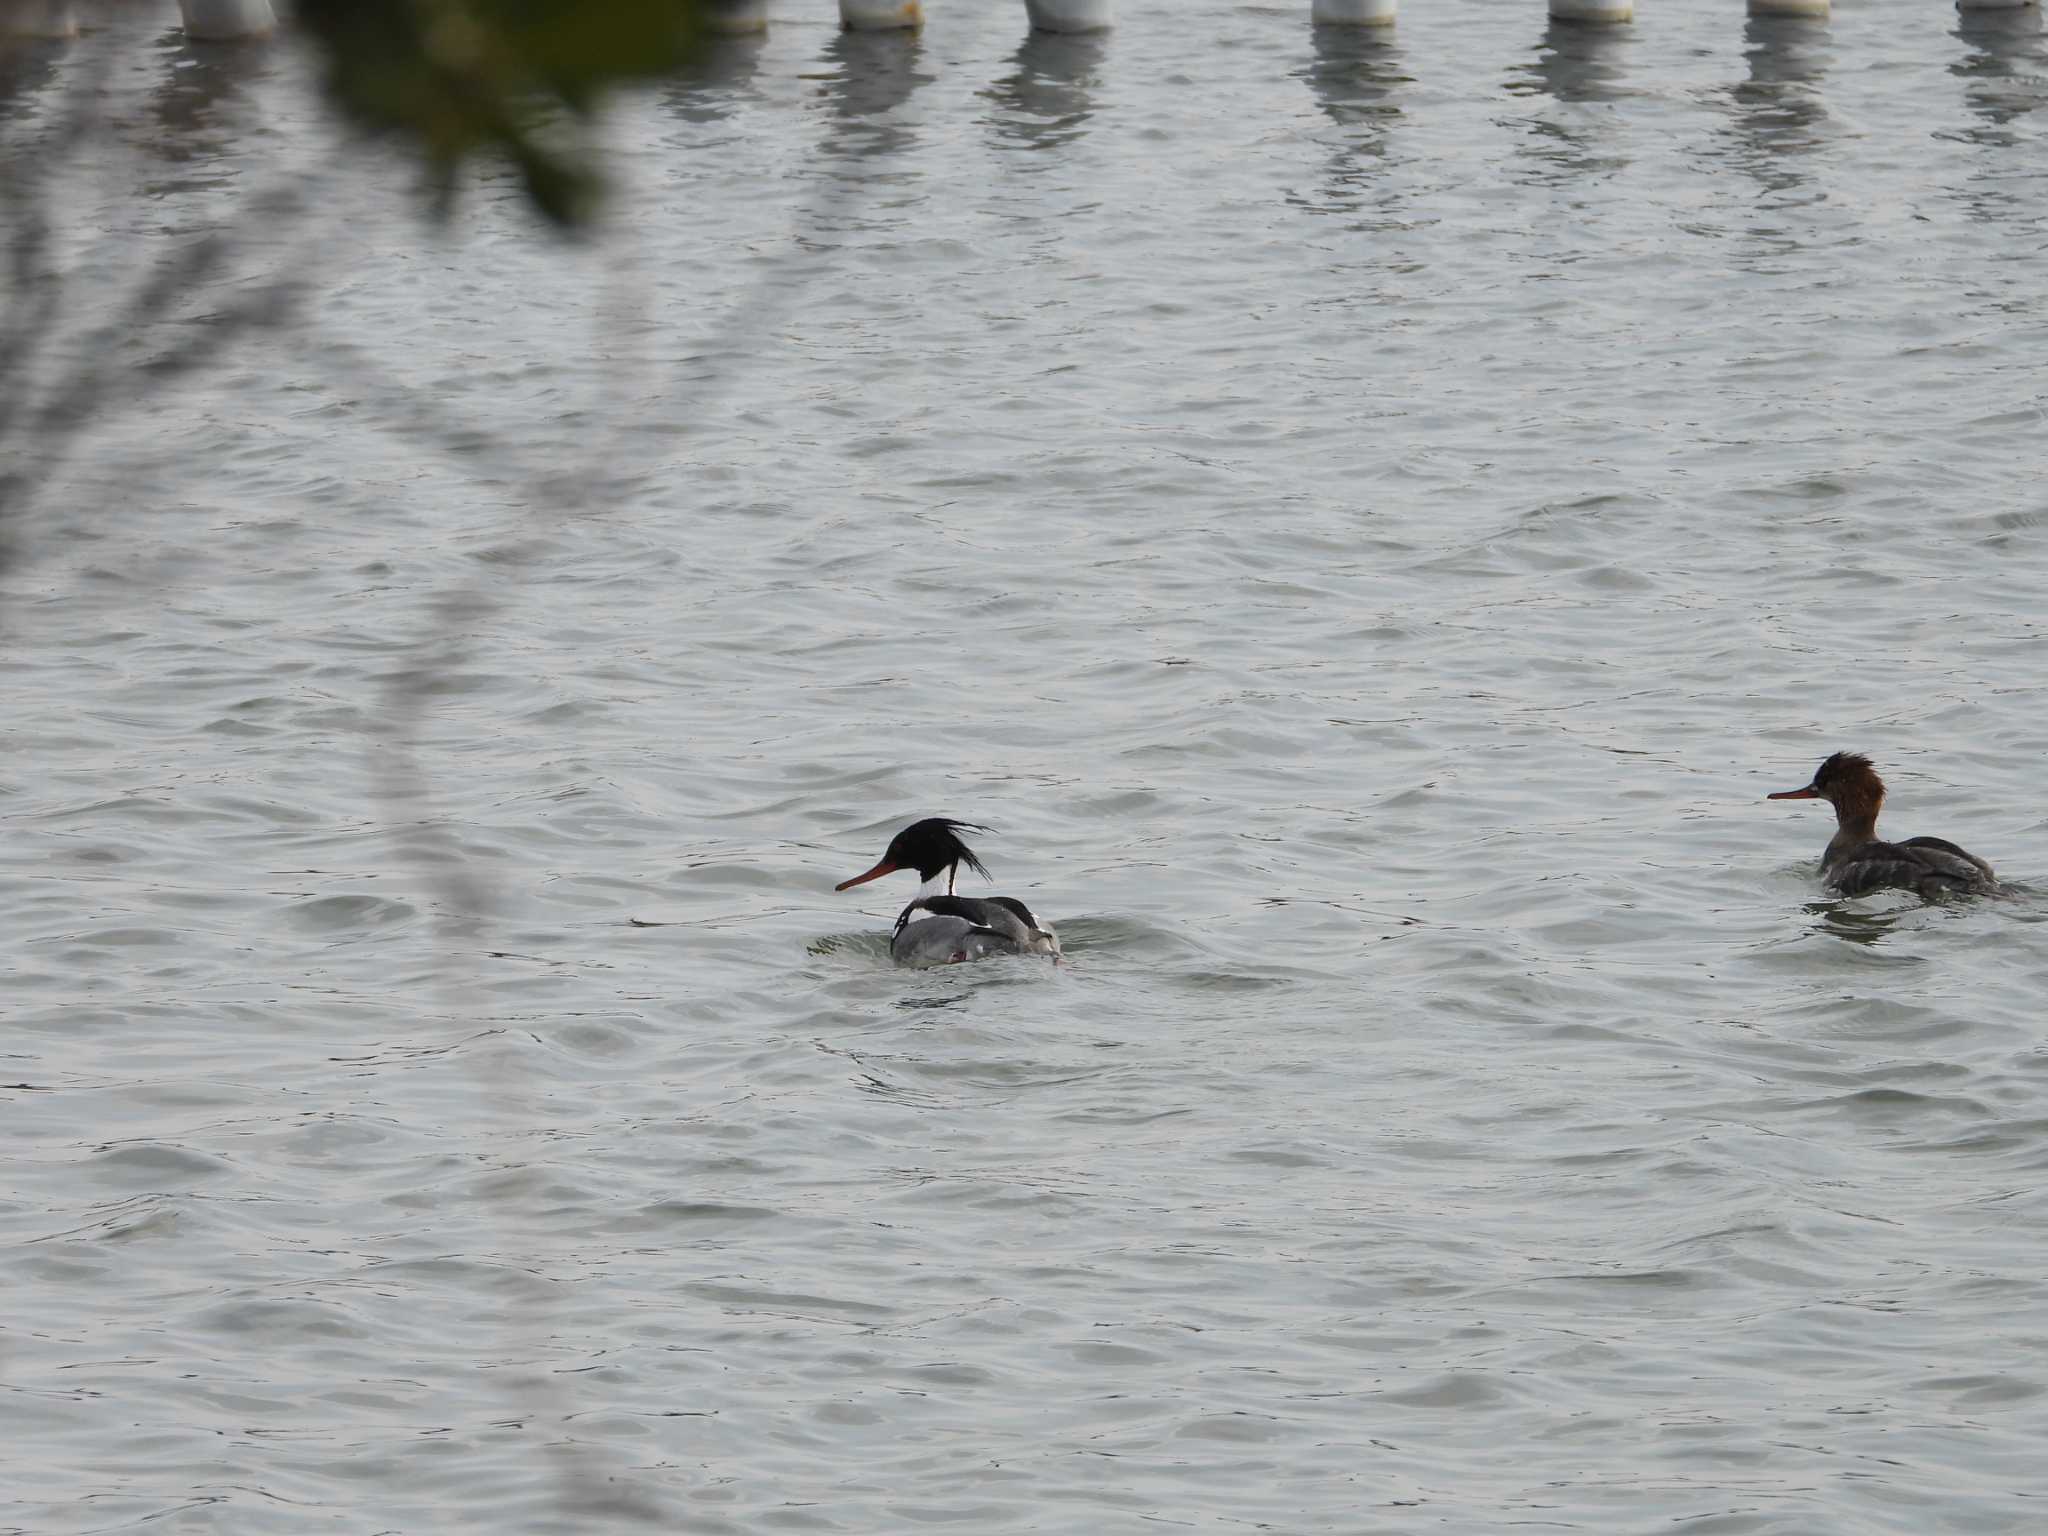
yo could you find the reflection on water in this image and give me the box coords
[1504,21,1632,182]
[1727,14,1832,199]
[146,30,274,180]
[663,34,766,128]
[0,36,68,124]
[1950,7,2048,143]
[982,31,1106,152]
[818,29,931,135]
[1945,10,2046,228]
[1302,23,1404,133]
[810,28,932,180]
[1510,17,1633,106]
[1806,900,1901,947]
[1289,27,1406,218]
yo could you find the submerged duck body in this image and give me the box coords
[836,818,1061,968]
[1768,751,1998,900]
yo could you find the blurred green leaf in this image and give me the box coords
[292,0,715,229]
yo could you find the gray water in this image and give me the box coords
[5,1,2048,1531]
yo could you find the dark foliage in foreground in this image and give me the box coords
[294,0,720,227]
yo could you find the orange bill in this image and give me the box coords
[835,860,899,891]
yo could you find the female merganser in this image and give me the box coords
[1768,751,1998,899]
[834,817,1061,968]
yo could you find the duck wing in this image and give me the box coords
[1825,836,1997,898]
[1898,836,1996,885]
[892,896,1061,964]
[943,895,1059,956]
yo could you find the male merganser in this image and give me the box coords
[1768,751,1998,899]
[834,818,1061,968]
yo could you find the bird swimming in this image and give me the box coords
[1767,751,1998,899]
[835,817,1061,968]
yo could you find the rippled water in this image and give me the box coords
[6,1,2048,1531]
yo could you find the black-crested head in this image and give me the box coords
[835,818,991,891]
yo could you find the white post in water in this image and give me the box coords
[1550,0,1632,20]
[842,0,923,26]
[1025,0,1113,32]
[704,0,768,32]
[1748,0,1828,14]
[1312,0,1397,24]
[0,1,76,37]
[179,0,276,38]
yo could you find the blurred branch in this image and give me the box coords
[1,0,726,568]
[1,7,878,1520]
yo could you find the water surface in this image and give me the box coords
[4,2,2048,1532]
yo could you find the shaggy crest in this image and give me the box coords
[886,818,992,882]
[1814,751,1878,791]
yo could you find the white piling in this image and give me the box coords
[704,0,769,33]
[1550,0,1632,20]
[0,0,76,38]
[842,0,923,26]
[1025,0,1113,32]
[1747,0,1828,15]
[178,0,276,39]
[1312,0,1397,24]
